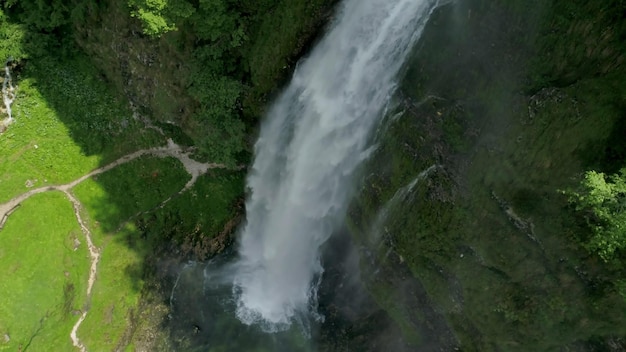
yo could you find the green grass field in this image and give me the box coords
[0,53,189,350]
[77,222,149,351]
[26,151,193,349]
[0,76,101,203]
[0,192,90,351]
[0,55,163,204]
[0,49,246,349]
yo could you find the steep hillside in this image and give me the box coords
[349,0,626,350]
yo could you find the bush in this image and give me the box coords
[566,168,626,262]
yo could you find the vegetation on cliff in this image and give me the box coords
[349,0,626,350]
[566,169,626,265]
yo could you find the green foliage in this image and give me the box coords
[127,0,194,37]
[3,0,338,166]
[127,0,248,41]
[243,0,336,112]
[122,0,335,164]
[192,0,244,44]
[4,0,70,30]
[73,156,191,233]
[139,170,244,244]
[566,169,626,262]
[0,10,26,61]
[617,279,626,300]
[0,8,56,60]
[185,67,246,166]
[528,0,626,91]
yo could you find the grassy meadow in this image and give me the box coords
[0,51,216,350]
[0,192,89,351]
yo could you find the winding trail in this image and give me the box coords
[0,138,228,350]
[0,139,224,229]
[66,191,98,352]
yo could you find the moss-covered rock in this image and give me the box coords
[349,0,626,350]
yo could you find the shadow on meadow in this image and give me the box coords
[0,11,247,350]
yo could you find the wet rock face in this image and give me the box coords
[348,0,626,350]
[316,227,453,352]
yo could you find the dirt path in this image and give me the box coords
[65,190,100,352]
[0,139,225,229]
[0,138,228,350]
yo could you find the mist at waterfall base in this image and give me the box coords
[163,230,412,351]
[162,0,440,350]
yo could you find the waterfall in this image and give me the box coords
[1,59,16,131]
[233,0,440,330]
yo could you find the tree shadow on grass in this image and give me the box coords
[0,25,246,350]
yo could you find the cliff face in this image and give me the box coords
[65,0,339,165]
[349,0,626,350]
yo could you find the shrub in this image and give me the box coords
[566,168,626,262]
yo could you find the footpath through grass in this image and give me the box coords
[0,49,246,349]
[0,55,163,203]
[0,53,189,350]
[0,192,89,351]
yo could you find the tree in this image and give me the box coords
[127,0,194,37]
[187,70,246,166]
[566,168,626,262]
[3,0,70,30]
[0,10,26,61]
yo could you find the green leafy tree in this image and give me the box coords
[188,71,246,166]
[0,10,26,61]
[192,0,245,44]
[567,168,626,262]
[3,0,69,30]
[127,0,194,37]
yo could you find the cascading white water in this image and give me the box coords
[233,0,440,329]
[1,59,16,130]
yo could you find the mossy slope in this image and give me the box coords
[349,0,626,350]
